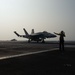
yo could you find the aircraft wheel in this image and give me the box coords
[28,39,31,43]
[42,39,45,43]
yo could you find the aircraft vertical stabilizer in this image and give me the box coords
[23,28,29,35]
[31,29,34,34]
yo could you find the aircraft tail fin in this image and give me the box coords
[14,31,20,37]
[23,28,29,35]
[31,29,34,34]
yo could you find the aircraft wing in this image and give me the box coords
[14,31,25,37]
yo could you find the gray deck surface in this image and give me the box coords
[0,41,75,75]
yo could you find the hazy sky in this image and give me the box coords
[0,0,75,41]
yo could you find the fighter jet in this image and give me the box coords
[14,28,56,43]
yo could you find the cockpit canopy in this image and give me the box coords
[43,31,48,33]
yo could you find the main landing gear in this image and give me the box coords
[42,39,45,43]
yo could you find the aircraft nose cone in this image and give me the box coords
[49,33,57,37]
[53,35,57,37]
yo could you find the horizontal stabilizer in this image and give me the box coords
[14,31,20,37]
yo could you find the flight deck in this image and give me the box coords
[0,41,75,75]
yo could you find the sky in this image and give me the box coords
[0,0,75,41]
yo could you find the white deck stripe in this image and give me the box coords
[0,48,59,60]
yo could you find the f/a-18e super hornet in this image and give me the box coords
[14,28,56,43]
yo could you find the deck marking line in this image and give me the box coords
[0,48,59,60]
